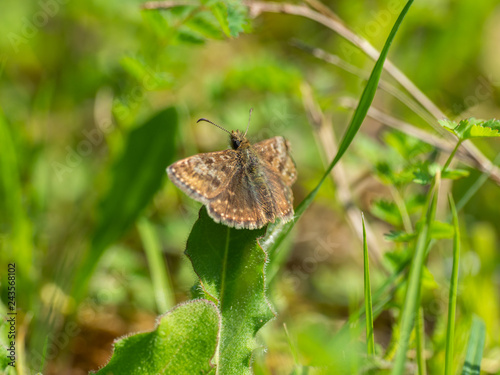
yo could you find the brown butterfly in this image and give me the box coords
[167,110,297,229]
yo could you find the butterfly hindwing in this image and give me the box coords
[253,136,297,187]
[207,167,268,229]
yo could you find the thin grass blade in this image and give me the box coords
[362,213,375,356]
[445,195,460,375]
[416,307,426,375]
[138,218,175,313]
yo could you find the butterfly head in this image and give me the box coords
[230,130,250,150]
[197,108,254,151]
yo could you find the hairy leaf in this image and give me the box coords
[94,300,220,375]
[185,207,274,374]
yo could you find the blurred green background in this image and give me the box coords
[1,0,500,373]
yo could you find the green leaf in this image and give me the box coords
[94,300,220,375]
[384,220,454,242]
[210,2,232,37]
[185,207,274,374]
[186,13,224,40]
[176,29,207,45]
[225,0,248,36]
[439,118,500,140]
[262,0,415,256]
[467,123,500,138]
[413,162,468,184]
[406,194,426,215]
[383,130,433,161]
[73,107,178,302]
[442,168,470,180]
[429,220,455,239]
[412,162,440,185]
[461,316,486,375]
[371,199,402,226]
[384,230,416,242]
[375,161,415,186]
[438,119,458,131]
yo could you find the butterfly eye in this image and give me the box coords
[232,139,241,149]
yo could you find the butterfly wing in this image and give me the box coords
[253,136,297,186]
[207,166,268,229]
[167,150,239,205]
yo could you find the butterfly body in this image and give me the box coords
[167,129,297,230]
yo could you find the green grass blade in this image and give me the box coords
[416,307,426,375]
[262,0,415,254]
[362,213,375,356]
[391,176,438,375]
[137,218,175,313]
[445,195,460,375]
[461,316,486,375]
[339,256,408,338]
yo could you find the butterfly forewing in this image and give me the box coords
[253,136,297,187]
[167,150,239,203]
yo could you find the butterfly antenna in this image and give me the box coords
[244,108,253,136]
[197,118,231,135]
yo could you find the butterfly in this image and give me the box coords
[167,110,297,229]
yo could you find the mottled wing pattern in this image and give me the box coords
[262,165,294,223]
[207,167,267,229]
[253,136,297,186]
[167,150,238,204]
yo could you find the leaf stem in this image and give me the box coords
[442,140,462,173]
[389,185,412,233]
